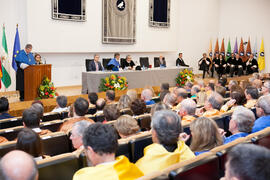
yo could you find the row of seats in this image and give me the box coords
[138,127,270,180]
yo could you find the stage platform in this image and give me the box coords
[0,74,252,117]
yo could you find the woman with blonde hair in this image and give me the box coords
[126,89,138,102]
[190,117,223,155]
[114,115,140,138]
[117,95,132,110]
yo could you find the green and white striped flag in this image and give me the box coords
[1,26,11,89]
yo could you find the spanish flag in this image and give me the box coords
[258,39,265,71]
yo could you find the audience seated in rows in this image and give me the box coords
[244,86,259,108]
[163,92,176,108]
[106,90,116,105]
[22,109,51,135]
[217,76,227,87]
[0,150,38,180]
[135,110,195,174]
[51,95,69,113]
[95,98,106,115]
[70,120,92,152]
[141,89,155,105]
[252,95,270,133]
[160,83,169,93]
[0,97,14,120]
[239,80,251,90]
[30,102,44,120]
[174,88,188,110]
[59,97,94,133]
[103,104,120,122]
[73,123,143,180]
[117,95,131,110]
[178,98,197,125]
[189,117,223,155]
[224,106,255,144]
[221,144,270,180]
[16,128,47,161]
[130,99,147,116]
[150,102,170,116]
[114,115,140,139]
[126,89,138,102]
[197,92,223,117]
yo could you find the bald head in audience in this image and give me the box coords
[141,89,153,102]
[179,98,197,117]
[0,150,38,180]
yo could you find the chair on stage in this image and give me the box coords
[139,57,149,68]
[102,58,111,70]
[85,59,94,72]
[120,58,126,69]
[154,57,165,67]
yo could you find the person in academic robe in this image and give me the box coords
[227,53,236,77]
[246,53,259,75]
[234,53,244,76]
[211,53,219,78]
[135,110,195,175]
[198,53,211,79]
[89,54,103,71]
[176,53,189,67]
[15,44,36,101]
[219,54,227,78]
[107,52,121,71]
[121,55,135,70]
[73,123,143,180]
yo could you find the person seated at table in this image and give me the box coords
[16,128,48,161]
[158,55,166,68]
[73,123,143,180]
[0,97,14,120]
[51,95,69,113]
[121,55,135,70]
[189,117,223,155]
[198,53,211,79]
[224,106,255,144]
[135,110,195,174]
[108,53,121,71]
[34,53,43,65]
[89,54,103,71]
[196,92,223,117]
[176,53,189,67]
[141,89,155,105]
[246,53,258,75]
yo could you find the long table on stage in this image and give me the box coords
[82,67,193,93]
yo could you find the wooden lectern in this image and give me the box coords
[24,64,52,101]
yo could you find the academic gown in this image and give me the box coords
[15,50,36,91]
[108,58,120,71]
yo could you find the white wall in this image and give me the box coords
[218,0,270,72]
[1,0,269,91]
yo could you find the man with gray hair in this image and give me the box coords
[0,150,38,180]
[70,120,92,150]
[89,54,103,71]
[135,110,195,174]
[163,92,176,108]
[198,92,224,117]
[141,89,155,105]
[252,95,270,133]
[52,95,69,113]
[191,85,200,98]
[261,80,270,96]
[224,106,255,144]
[178,98,197,124]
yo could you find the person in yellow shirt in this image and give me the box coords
[178,98,198,125]
[73,123,143,180]
[135,110,195,174]
[244,86,259,108]
[196,92,223,117]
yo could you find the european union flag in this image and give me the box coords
[12,26,21,71]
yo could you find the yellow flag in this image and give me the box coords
[258,39,265,71]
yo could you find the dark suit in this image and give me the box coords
[89,61,103,71]
[246,58,258,75]
[176,58,189,67]
[198,57,211,78]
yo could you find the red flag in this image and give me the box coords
[246,37,252,58]
[239,38,246,61]
[214,38,219,54]
[220,38,225,56]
